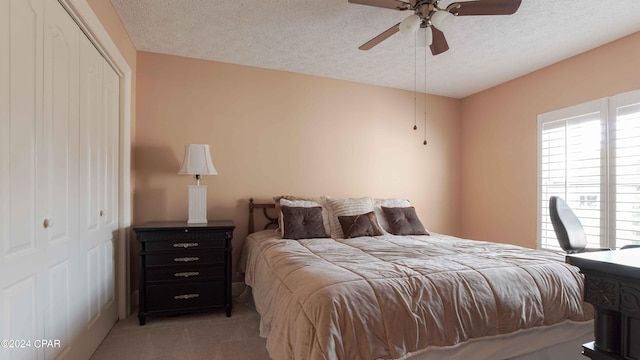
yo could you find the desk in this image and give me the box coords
[566,249,640,359]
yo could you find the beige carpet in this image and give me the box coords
[90,301,270,360]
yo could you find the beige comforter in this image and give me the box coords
[241,230,593,360]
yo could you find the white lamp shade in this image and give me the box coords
[178,144,217,175]
[399,14,421,36]
[430,10,453,31]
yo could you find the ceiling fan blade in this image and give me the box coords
[359,23,400,50]
[448,0,522,16]
[348,0,410,10]
[429,26,449,55]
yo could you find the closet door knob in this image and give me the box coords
[43,218,53,229]
[99,210,104,217]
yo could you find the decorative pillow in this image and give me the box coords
[280,206,328,240]
[273,196,325,232]
[277,198,330,236]
[381,206,429,236]
[338,212,384,238]
[274,195,316,216]
[374,198,412,233]
[322,196,375,238]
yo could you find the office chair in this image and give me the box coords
[548,196,610,253]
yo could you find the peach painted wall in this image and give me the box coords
[134,51,462,281]
[459,31,640,248]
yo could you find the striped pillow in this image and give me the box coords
[322,196,375,238]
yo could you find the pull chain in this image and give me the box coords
[413,33,418,131]
[423,40,428,145]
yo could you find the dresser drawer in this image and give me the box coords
[145,250,224,267]
[141,230,232,251]
[146,265,224,283]
[144,236,228,251]
[146,281,225,312]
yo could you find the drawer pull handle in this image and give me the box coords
[173,257,200,262]
[174,271,200,278]
[174,294,199,300]
[173,242,199,248]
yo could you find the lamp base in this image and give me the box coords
[187,185,208,223]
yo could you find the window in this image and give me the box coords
[537,90,640,251]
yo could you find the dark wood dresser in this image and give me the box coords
[133,221,235,325]
[566,248,640,359]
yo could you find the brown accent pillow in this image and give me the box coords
[273,195,327,234]
[338,212,384,238]
[273,195,316,216]
[281,206,328,240]
[381,206,429,236]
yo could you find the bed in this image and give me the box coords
[240,196,594,360]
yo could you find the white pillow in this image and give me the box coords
[322,196,375,239]
[279,198,330,236]
[374,198,412,233]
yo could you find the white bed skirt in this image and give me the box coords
[406,319,593,360]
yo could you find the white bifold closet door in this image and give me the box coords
[0,0,119,359]
[76,19,119,360]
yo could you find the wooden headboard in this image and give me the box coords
[248,198,277,234]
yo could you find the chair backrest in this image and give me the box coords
[548,196,587,253]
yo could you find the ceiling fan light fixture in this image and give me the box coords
[399,14,421,35]
[351,0,522,55]
[417,27,433,46]
[430,10,453,31]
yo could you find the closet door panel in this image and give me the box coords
[79,36,103,239]
[0,0,43,359]
[101,63,119,309]
[2,276,37,360]
[1,0,42,256]
[87,244,101,325]
[46,262,71,359]
[75,33,118,360]
[103,240,115,306]
[42,0,80,358]
[42,8,79,245]
[102,63,119,232]
[79,33,104,325]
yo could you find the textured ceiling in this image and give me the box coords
[110,0,640,98]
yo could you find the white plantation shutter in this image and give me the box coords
[537,90,640,250]
[538,100,606,250]
[611,94,640,248]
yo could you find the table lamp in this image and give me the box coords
[178,144,217,223]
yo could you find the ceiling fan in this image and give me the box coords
[349,0,522,55]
